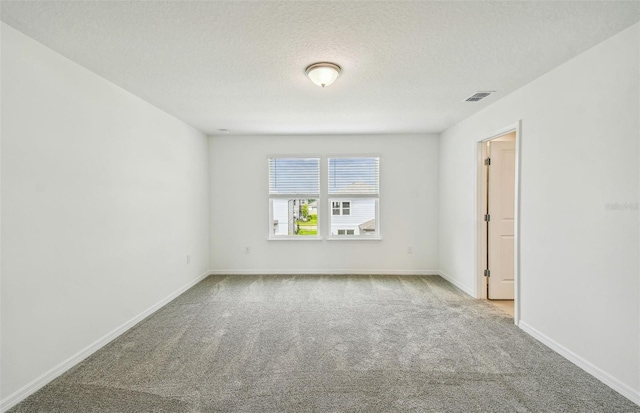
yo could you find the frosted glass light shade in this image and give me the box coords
[305,62,341,88]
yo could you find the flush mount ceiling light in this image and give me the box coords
[305,62,341,88]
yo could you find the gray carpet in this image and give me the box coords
[10,274,640,412]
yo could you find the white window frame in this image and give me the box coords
[326,156,381,240]
[268,156,321,240]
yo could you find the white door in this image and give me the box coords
[488,139,515,299]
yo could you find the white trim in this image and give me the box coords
[474,121,522,326]
[326,237,382,241]
[475,140,488,300]
[513,121,522,326]
[0,270,212,413]
[267,237,322,241]
[519,321,640,406]
[210,269,439,276]
[437,270,475,297]
[268,193,319,199]
[327,193,379,199]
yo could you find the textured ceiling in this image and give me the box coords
[2,1,639,135]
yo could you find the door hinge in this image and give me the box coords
[484,214,490,222]
[484,269,490,277]
[484,157,491,166]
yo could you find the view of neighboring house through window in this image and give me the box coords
[268,158,320,238]
[332,201,340,215]
[342,201,350,215]
[332,201,351,215]
[328,157,380,237]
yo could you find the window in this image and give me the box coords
[268,156,380,240]
[331,201,351,216]
[328,157,380,238]
[332,201,341,215]
[269,158,320,238]
[342,201,350,216]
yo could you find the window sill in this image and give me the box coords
[326,236,382,241]
[268,236,323,241]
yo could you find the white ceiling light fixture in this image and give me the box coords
[305,62,341,88]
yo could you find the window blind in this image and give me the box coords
[328,157,380,195]
[268,158,320,195]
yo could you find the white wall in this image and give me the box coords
[439,23,639,401]
[209,134,438,274]
[3,13,637,410]
[0,23,210,404]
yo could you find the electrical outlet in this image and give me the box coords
[244,246,250,254]
[407,247,413,255]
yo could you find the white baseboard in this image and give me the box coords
[437,270,475,297]
[519,321,640,406]
[209,269,440,276]
[0,270,212,413]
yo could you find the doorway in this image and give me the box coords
[476,124,520,323]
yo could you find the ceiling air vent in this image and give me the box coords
[464,91,495,102]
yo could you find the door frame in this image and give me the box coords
[475,121,522,325]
